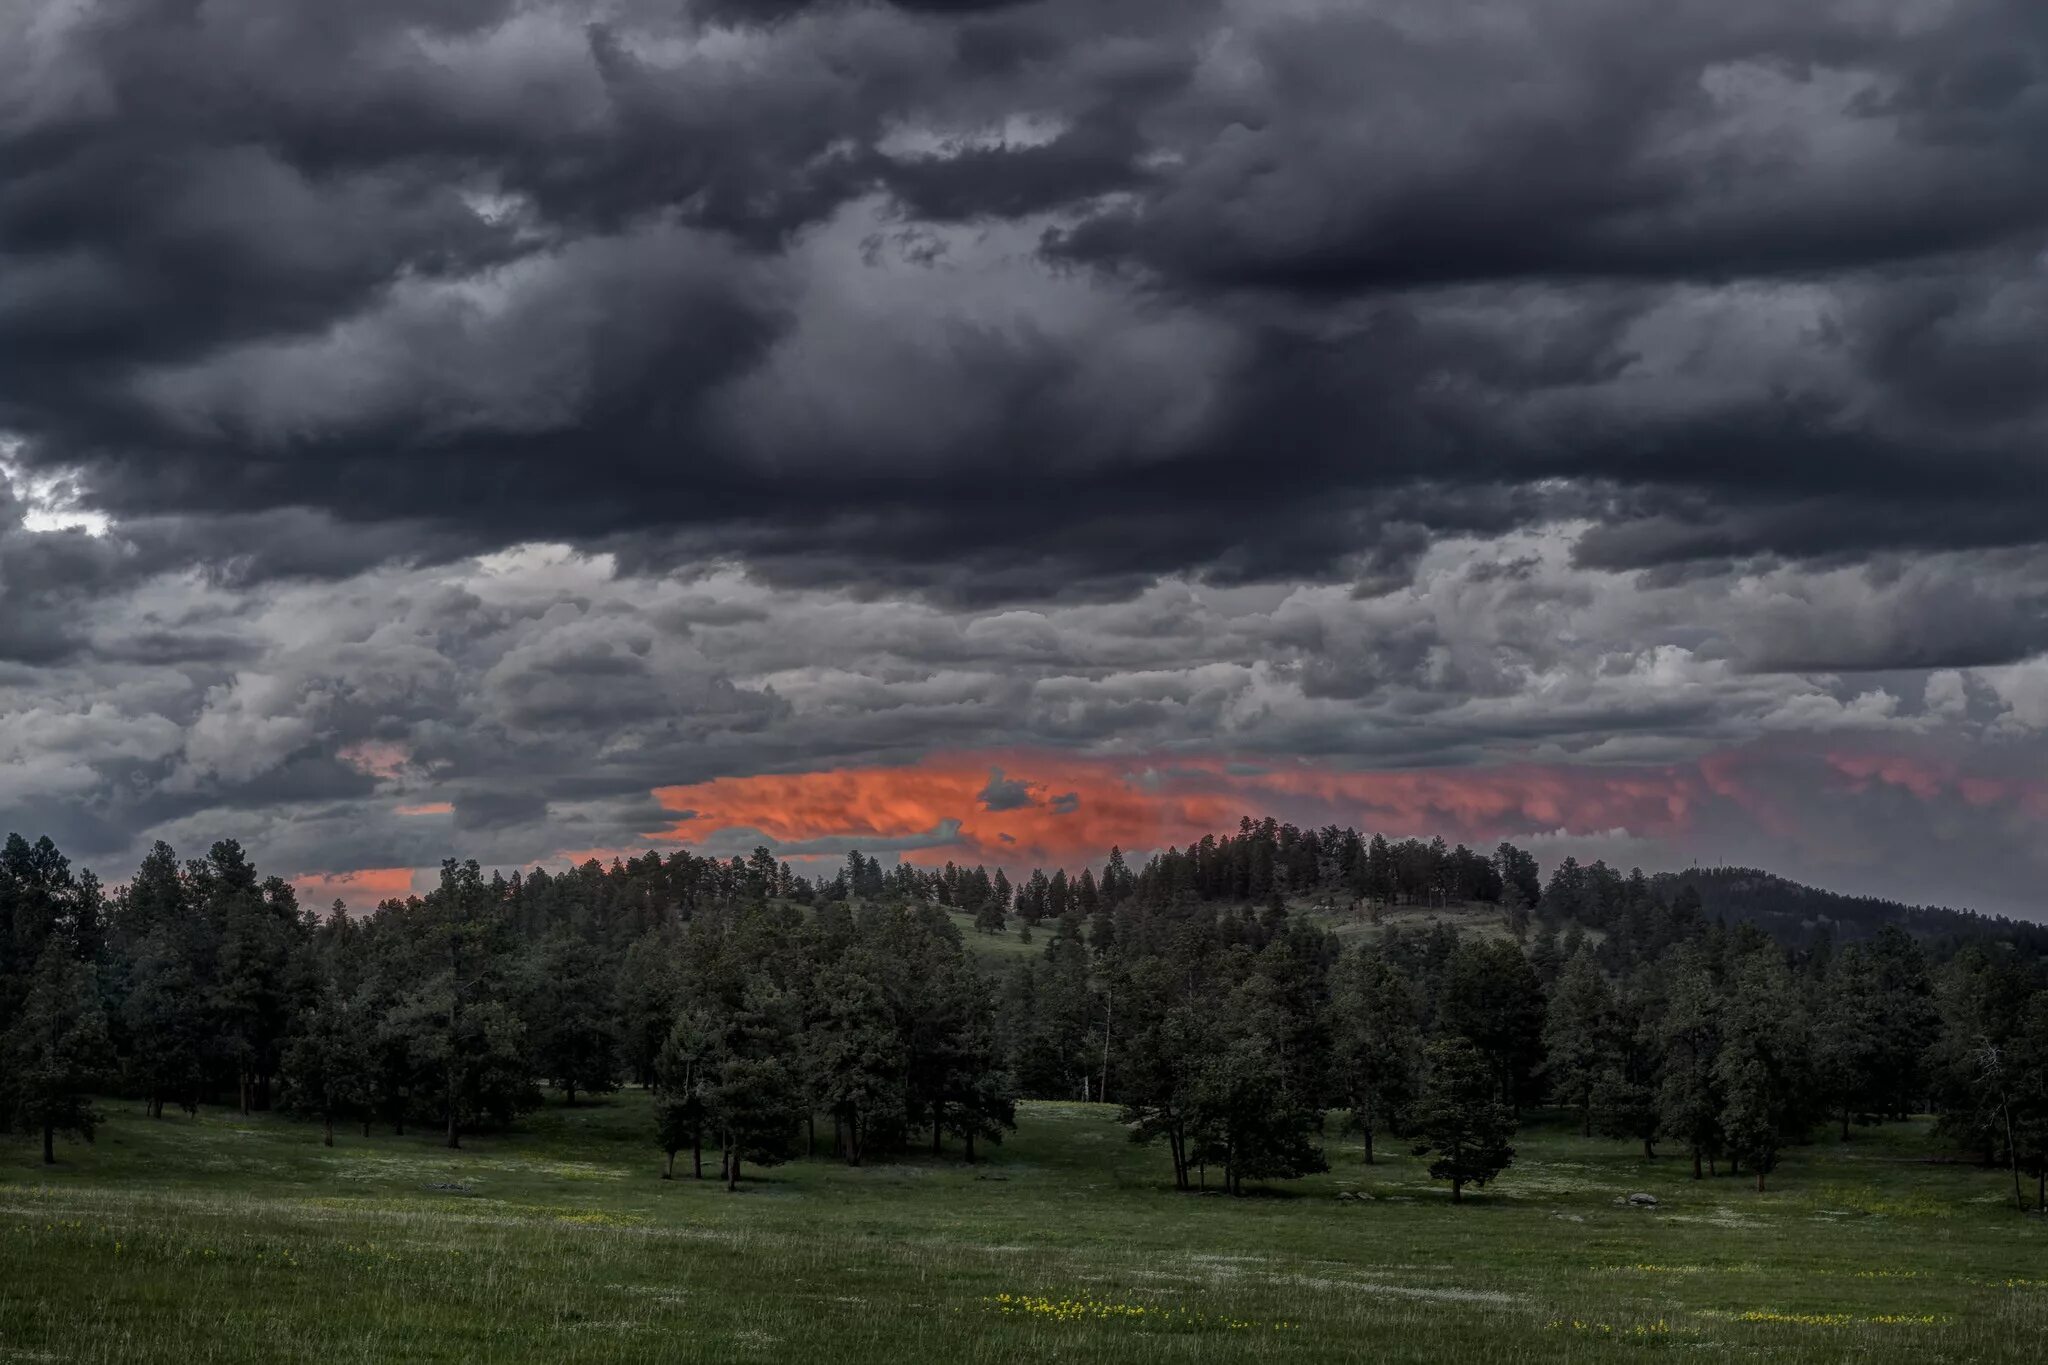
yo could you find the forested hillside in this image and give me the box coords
[4,818,2047,1209]
[1654,866,2048,957]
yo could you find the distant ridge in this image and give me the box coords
[1651,866,2048,955]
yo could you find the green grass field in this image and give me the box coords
[4,1094,2043,1363]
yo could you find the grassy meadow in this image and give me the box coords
[3,1092,2045,1363]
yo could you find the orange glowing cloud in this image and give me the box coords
[649,751,1708,869]
[339,740,410,780]
[292,867,420,908]
[395,801,454,816]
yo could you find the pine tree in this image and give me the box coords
[392,860,537,1147]
[1410,1037,1516,1203]
[1333,948,1422,1164]
[704,977,804,1190]
[1544,950,1617,1136]
[280,981,373,1146]
[522,932,621,1105]
[1437,938,1547,1109]
[709,1054,803,1190]
[654,1008,717,1179]
[614,929,680,1089]
[4,943,115,1163]
[941,983,1018,1163]
[1658,962,1724,1178]
[1813,945,1882,1139]
[122,922,212,1120]
[1184,975,1328,1194]
[805,953,906,1164]
[1714,950,1811,1191]
[1592,979,1665,1158]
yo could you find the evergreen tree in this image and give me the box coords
[614,928,681,1089]
[1592,979,1665,1158]
[1714,950,1811,1191]
[1437,938,1547,1108]
[1185,975,1328,1194]
[941,979,1018,1163]
[709,1054,803,1190]
[280,980,373,1146]
[704,975,804,1190]
[1116,959,1209,1191]
[122,922,212,1120]
[1658,961,1725,1178]
[1543,950,1617,1136]
[1813,945,1883,1139]
[523,932,621,1105]
[1410,1037,1516,1203]
[4,943,115,1163]
[395,860,537,1147]
[1332,948,1422,1164]
[654,1008,718,1179]
[1867,926,1940,1121]
[200,843,303,1113]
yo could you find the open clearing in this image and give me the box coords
[3,1095,2044,1363]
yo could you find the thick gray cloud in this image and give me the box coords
[6,0,2048,593]
[6,1,2048,912]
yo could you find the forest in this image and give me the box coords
[4,817,2048,1211]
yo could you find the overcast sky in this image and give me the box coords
[6,0,2048,914]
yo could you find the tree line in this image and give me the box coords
[3,819,2047,1210]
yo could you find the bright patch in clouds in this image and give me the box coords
[292,867,419,906]
[1,443,109,535]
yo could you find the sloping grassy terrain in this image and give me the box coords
[3,1094,2043,1363]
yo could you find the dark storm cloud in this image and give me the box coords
[454,790,550,832]
[977,767,1034,811]
[4,0,2046,606]
[11,0,2048,915]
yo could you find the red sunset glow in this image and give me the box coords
[646,750,1708,868]
[291,867,419,905]
[642,745,2048,872]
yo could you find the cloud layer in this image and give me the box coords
[6,2,2048,912]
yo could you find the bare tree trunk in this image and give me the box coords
[1692,1149,1702,1180]
[323,1113,334,1148]
[1100,981,1113,1104]
[663,1150,674,1180]
[2009,1106,2025,1211]
[1451,1177,1462,1204]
